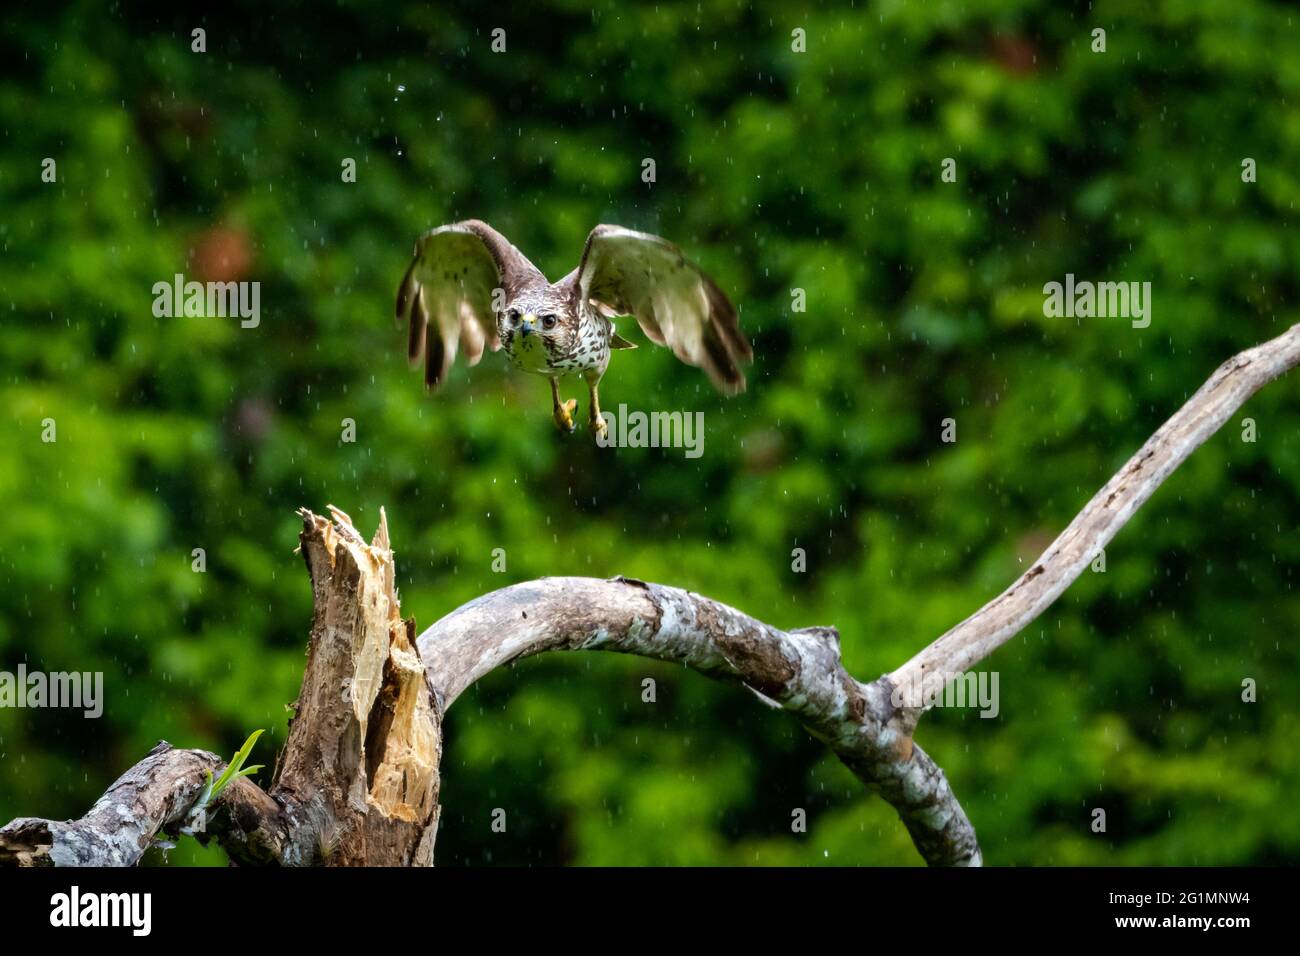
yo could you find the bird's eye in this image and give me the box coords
[541,314,557,330]
[508,310,520,326]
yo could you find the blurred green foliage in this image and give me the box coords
[1,0,1298,866]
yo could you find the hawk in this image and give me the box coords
[394,220,752,436]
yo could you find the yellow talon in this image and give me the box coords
[553,397,577,433]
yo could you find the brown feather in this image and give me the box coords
[395,258,417,325]
[700,325,745,395]
[424,332,446,390]
[407,285,427,364]
[703,275,752,361]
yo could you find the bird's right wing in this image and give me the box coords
[395,219,545,389]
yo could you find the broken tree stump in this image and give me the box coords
[0,506,441,867]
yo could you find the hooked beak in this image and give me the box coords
[520,314,537,338]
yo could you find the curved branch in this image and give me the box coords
[417,577,982,866]
[888,322,1300,724]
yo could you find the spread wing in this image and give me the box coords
[570,225,752,394]
[395,219,545,389]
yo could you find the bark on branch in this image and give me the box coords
[0,742,285,867]
[418,577,980,865]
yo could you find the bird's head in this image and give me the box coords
[500,289,575,351]
[511,310,557,339]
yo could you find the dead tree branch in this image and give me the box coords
[0,742,285,866]
[418,577,980,866]
[887,321,1300,732]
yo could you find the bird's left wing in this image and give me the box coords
[395,219,545,389]
[572,225,752,394]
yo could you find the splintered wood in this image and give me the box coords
[283,506,441,865]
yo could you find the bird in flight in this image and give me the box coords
[395,220,752,436]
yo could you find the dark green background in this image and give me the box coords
[2,0,1298,865]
